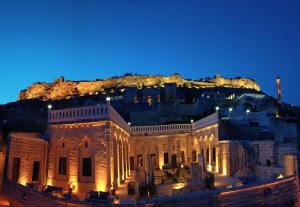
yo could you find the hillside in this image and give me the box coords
[19,74,260,101]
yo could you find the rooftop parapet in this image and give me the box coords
[130,123,192,136]
[48,104,130,132]
[192,112,219,131]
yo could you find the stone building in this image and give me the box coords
[5,103,298,196]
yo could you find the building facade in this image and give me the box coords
[6,103,294,195]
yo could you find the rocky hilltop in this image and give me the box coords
[19,74,260,101]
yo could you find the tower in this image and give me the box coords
[276,75,282,105]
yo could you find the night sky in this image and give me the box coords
[0,0,299,105]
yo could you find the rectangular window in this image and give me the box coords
[130,156,134,170]
[59,157,67,175]
[137,154,143,166]
[12,157,20,182]
[180,151,185,163]
[82,158,92,177]
[163,152,169,164]
[32,161,40,181]
[212,148,216,162]
[192,150,197,162]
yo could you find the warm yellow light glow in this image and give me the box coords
[173,183,185,190]
[207,164,212,172]
[19,176,27,186]
[277,174,284,179]
[47,179,53,186]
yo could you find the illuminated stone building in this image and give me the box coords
[7,101,295,195]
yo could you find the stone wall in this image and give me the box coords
[7,132,48,188]
[47,122,109,193]
[2,180,107,207]
[47,120,130,193]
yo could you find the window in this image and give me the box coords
[82,158,92,177]
[192,150,197,162]
[12,157,20,182]
[137,154,143,166]
[32,161,40,181]
[212,148,216,162]
[130,156,134,170]
[180,151,185,163]
[163,152,169,164]
[59,157,67,175]
[85,142,88,148]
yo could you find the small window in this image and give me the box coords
[82,158,92,177]
[32,161,40,181]
[59,157,67,175]
[130,156,134,170]
[85,142,88,148]
[192,150,197,162]
[163,152,169,164]
[137,154,143,166]
[180,151,185,163]
[62,142,65,148]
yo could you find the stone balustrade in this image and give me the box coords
[130,123,192,136]
[192,112,219,130]
[48,104,130,131]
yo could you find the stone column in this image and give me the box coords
[104,123,112,192]
[216,145,220,173]
[113,138,118,189]
[121,140,125,181]
[119,140,123,183]
[208,141,212,171]
[126,140,130,177]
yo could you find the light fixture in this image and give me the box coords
[246,109,250,114]
[215,106,220,111]
[128,122,131,126]
[47,104,52,109]
[229,107,233,112]
[191,119,194,123]
[106,97,111,102]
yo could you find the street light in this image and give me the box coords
[246,109,250,114]
[229,107,233,112]
[47,104,52,110]
[128,122,131,126]
[215,106,220,111]
[106,97,111,102]
[191,119,194,123]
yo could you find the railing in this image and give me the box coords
[192,112,219,130]
[108,105,130,132]
[48,104,130,132]
[48,105,109,123]
[130,123,192,136]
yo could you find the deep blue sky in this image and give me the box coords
[0,0,299,105]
